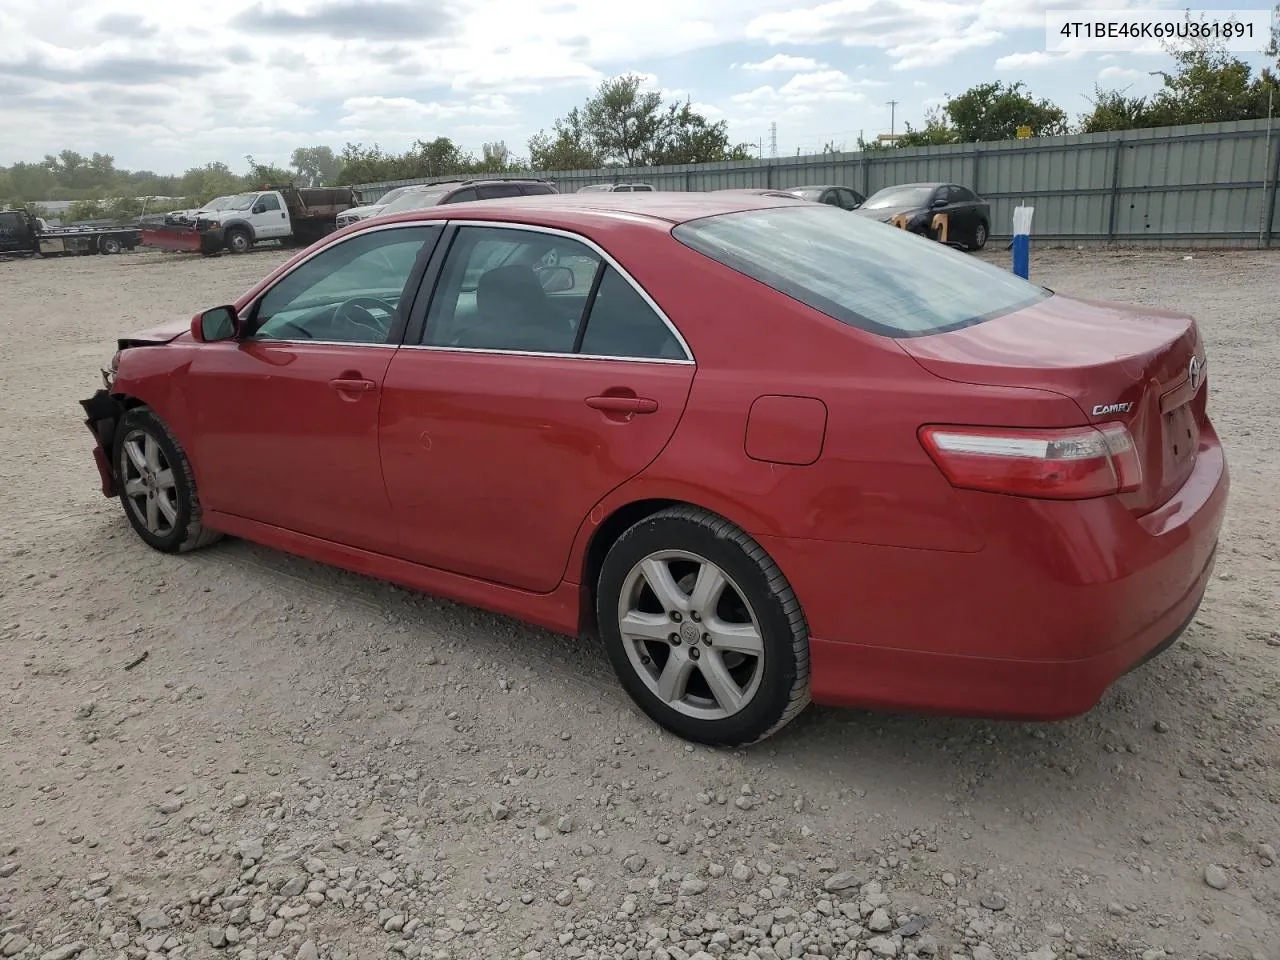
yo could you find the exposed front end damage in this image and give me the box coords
[80,389,125,498]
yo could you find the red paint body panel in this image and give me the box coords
[94,193,1231,724]
[378,350,694,592]
[744,396,827,465]
[183,341,399,553]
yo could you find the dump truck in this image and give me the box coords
[0,208,142,258]
[141,185,357,255]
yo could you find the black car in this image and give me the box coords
[717,185,865,210]
[856,182,990,250]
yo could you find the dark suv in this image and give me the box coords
[377,178,558,217]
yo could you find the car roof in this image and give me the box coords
[363,191,810,232]
[873,181,945,190]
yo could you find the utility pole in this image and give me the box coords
[769,121,778,158]
[757,137,764,158]
[886,100,899,136]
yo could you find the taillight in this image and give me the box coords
[919,423,1143,500]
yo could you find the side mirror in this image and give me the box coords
[931,197,948,208]
[191,305,239,342]
[537,265,575,293]
[251,204,266,215]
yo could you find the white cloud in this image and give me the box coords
[744,0,1176,70]
[0,0,1184,174]
[993,49,1086,69]
[1098,65,1144,81]
[740,53,828,71]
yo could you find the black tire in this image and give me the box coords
[225,228,252,254]
[970,220,989,251]
[112,407,223,554]
[596,505,811,746]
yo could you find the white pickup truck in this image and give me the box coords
[142,185,356,255]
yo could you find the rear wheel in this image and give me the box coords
[225,228,252,254]
[596,506,810,746]
[970,221,989,251]
[100,236,122,255]
[113,407,222,553]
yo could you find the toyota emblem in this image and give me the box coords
[1188,355,1202,391]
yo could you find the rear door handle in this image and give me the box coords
[329,378,376,393]
[585,395,658,414]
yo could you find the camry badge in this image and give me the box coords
[1188,355,1203,392]
[1091,402,1133,416]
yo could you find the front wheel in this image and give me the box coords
[113,407,222,553]
[225,229,252,254]
[100,236,122,255]
[596,506,811,746]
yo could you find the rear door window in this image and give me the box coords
[519,184,556,195]
[673,205,1048,338]
[442,188,478,204]
[478,183,522,199]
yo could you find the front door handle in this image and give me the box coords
[330,377,376,393]
[585,395,657,414]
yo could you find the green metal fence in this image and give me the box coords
[352,118,1280,247]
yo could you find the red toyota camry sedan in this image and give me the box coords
[80,192,1228,746]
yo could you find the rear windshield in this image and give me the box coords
[381,188,447,214]
[864,185,934,209]
[672,205,1048,338]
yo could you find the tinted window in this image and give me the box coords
[520,184,556,195]
[673,205,1049,338]
[578,267,685,359]
[442,188,478,204]
[479,183,522,199]
[423,226,601,353]
[838,188,863,209]
[631,184,655,192]
[951,185,976,201]
[863,186,934,210]
[382,188,447,214]
[818,190,841,207]
[258,194,281,211]
[250,226,440,343]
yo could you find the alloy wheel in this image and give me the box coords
[616,550,765,720]
[120,429,179,537]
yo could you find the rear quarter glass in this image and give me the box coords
[672,205,1047,338]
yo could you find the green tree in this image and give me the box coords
[892,107,960,147]
[531,74,745,169]
[1079,86,1152,133]
[944,81,1067,141]
[177,162,243,204]
[290,146,340,187]
[528,108,603,170]
[1146,46,1278,125]
[243,155,295,187]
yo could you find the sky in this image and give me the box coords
[0,0,1275,177]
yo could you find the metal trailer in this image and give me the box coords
[0,210,142,258]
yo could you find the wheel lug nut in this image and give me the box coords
[671,612,682,622]
[669,634,681,645]
[702,634,711,645]
[689,647,700,660]
[690,611,701,622]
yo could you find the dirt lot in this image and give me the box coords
[1,243,1278,960]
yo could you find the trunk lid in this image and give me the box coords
[899,293,1208,515]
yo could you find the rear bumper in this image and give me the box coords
[763,423,1229,720]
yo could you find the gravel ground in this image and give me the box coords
[1,243,1278,960]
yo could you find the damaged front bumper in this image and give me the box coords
[79,388,123,497]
